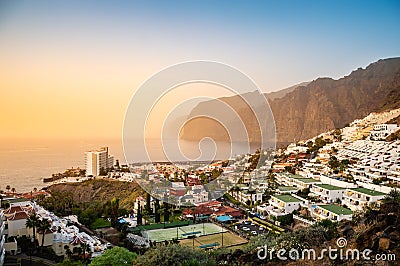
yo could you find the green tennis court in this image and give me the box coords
[142,223,227,242]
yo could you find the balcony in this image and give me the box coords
[268,208,287,217]
[313,210,329,220]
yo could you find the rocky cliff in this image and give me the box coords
[181,58,400,144]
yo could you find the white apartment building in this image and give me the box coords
[342,140,400,185]
[369,124,399,140]
[275,173,321,190]
[310,184,345,203]
[237,189,263,205]
[268,194,305,216]
[85,147,114,176]
[313,204,353,221]
[343,187,386,211]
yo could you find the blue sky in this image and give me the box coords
[0,0,399,138]
[1,0,399,90]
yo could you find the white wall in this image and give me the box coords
[7,219,28,237]
[355,181,392,194]
[320,176,357,188]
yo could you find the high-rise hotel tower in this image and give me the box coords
[85,147,114,176]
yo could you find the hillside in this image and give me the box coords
[48,179,146,209]
[181,58,400,144]
[265,81,310,100]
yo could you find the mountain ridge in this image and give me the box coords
[181,57,400,144]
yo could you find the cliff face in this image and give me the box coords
[181,58,400,144]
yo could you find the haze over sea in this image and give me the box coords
[0,138,255,193]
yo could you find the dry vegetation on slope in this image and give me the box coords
[48,179,145,209]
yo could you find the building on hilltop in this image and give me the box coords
[85,147,114,176]
[369,124,399,140]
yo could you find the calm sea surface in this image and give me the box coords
[0,138,255,193]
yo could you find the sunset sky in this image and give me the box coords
[0,0,399,139]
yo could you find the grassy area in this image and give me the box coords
[91,218,111,229]
[179,231,247,248]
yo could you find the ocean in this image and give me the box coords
[0,138,255,193]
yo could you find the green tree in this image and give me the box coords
[81,243,91,264]
[384,189,400,203]
[64,245,73,259]
[38,219,51,248]
[248,188,256,207]
[134,244,215,266]
[26,214,39,251]
[89,247,137,266]
[154,199,161,223]
[109,197,120,226]
[328,156,340,169]
[145,193,152,214]
[137,205,143,226]
[163,202,170,222]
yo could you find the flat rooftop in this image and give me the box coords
[318,204,353,215]
[314,184,345,190]
[350,187,386,196]
[277,186,298,192]
[273,194,302,203]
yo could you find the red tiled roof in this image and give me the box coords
[214,206,240,216]
[4,206,24,215]
[226,211,243,218]
[182,208,194,215]
[7,211,30,221]
[193,205,212,215]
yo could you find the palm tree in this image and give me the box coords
[5,185,10,193]
[11,187,16,195]
[248,188,256,208]
[38,219,51,248]
[26,213,39,251]
[80,243,90,264]
[64,245,72,258]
